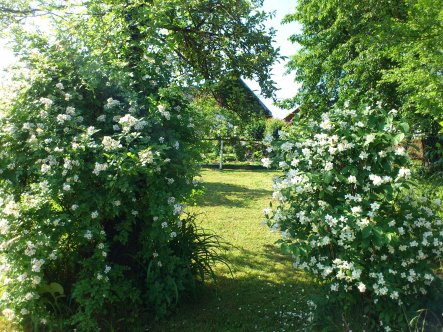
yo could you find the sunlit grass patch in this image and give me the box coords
[148,169,317,331]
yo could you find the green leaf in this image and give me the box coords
[362,226,372,239]
[39,282,64,296]
[393,133,405,145]
[398,122,409,134]
[324,172,333,184]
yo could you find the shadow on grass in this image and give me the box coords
[197,182,272,208]
[219,244,300,281]
[148,274,317,332]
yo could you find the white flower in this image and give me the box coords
[105,97,120,109]
[2,309,14,321]
[97,114,106,122]
[173,203,184,215]
[102,136,122,151]
[84,230,92,240]
[351,206,362,214]
[93,162,108,175]
[66,106,76,115]
[31,258,45,272]
[86,126,96,136]
[395,147,406,156]
[57,114,71,124]
[91,211,99,219]
[369,174,383,186]
[291,159,300,167]
[56,82,64,90]
[32,276,41,285]
[357,282,366,292]
[324,161,334,171]
[133,120,148,130]
[39,97,53,108]
[261,157,272,168]
[348,175,357,184]
[359,151,369,159]
[397,167,411,178]
[170,231,177,238]
[139,150,154,165]
[119,114,138,128]
[157,105,171,120]
[370,202,380,210]
[0,219,10,235]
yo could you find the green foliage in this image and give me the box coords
[284,0,442,137]
[244,118,266,141]
[265,118,286,140]
[265,104,443,330]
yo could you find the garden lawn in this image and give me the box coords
[148,169,316,332]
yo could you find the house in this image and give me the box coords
[238,79,273,118]
[283,107,300,123]
[212,77,273,120]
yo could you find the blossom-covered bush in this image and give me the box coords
[0,35,214,330]
[264,105,443,330]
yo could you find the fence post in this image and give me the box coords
[219,138,223,170]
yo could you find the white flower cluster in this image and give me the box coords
[264,105,443,328]
[102,136,122,151]
[157,105,170,120]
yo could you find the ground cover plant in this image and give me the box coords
[264,104,443,331]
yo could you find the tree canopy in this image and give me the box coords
[3,0,279,118]
[285,0,442,135]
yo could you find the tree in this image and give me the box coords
[284,0,442,137]
[3,0,278,97]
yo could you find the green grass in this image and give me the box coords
[147,169,316,332]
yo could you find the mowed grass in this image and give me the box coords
[148,169,316,332]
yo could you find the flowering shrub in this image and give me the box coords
[0,42,214,330]
[264,105,443,330]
